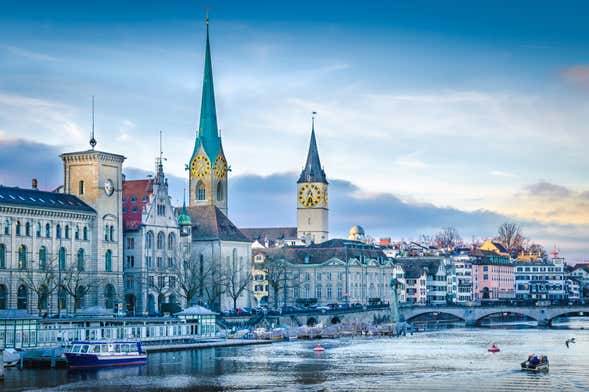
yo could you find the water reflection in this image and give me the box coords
[4,321,589,391]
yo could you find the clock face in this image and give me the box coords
[214,156,227,178]
[104,179,114,197]
[190,155,211,178]
[298,183,322,207]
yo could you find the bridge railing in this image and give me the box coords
[400,299,589,309]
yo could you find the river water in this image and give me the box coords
[4,322,589,391]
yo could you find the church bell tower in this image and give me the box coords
[297,115,329,244]
[188,16,229,216]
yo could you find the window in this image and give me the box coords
[157,232,165,250]
[45,223,51,238]
[77,248,85,271]
[0,284,6,309]
[79,180,85,195]
[59,247,66,270]
[146,231,154,249]
[15,221,21,236]
[157,204,166,216]
[131,196,137,202]
[157,257,162,268]
[337,287,343,300]
[104,224,109,241]
[0,244,5,269]
[146,256,152,268]
[83,226,88,241]
[168,233,175,251]
[105,250,112,272]
[158,276,165,288]
[327,286,332,299]
[39,246,47,270]
[483,274,489,280]
[197,182,206,201]
[127,237,135,249]
[56,224,61,239]
[17,285,28,310]
[110,226,114,242]
[216,182,223,201]
[18,244,27,269]
[65,225,70,239]
[75,226,80,240]
[148,276,154,287]
[25,222,31,236]
[3,220,9,235]
[169,276,176,289]
[36,222,41,237]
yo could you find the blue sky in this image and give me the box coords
[0,1,588,260]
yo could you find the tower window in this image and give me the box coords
[216,182,223,201]
[79,180,84,195]
[197,182,206,201]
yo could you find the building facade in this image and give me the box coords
[472,250,514,300]
[514,260,566,301]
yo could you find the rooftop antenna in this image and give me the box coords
[312,111,317,128]
[159,130,163,161]
[90,96,97,150]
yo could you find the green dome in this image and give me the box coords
[178,209,192,226]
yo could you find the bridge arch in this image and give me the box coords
[404,310,466,323]
[475,310,536,325]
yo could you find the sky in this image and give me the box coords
[0,1,588,260]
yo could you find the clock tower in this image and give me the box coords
[297,116,329,244]
[188,16,228,216]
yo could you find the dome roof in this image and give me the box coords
[178,208,192,226]
[349,225,365,236]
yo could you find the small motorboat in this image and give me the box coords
[3,348,20,367]
[488,344,500,353]
[521,355,549,372]
[65,341,147,369]
[313,344,325,352]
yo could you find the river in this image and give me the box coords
[4,321,589,391]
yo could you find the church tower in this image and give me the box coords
[188,16,228,216]
[297,115,329,244]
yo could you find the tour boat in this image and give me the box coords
[521,355,549,372]
[65,341,147,369]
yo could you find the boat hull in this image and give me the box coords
[65,353,147,369]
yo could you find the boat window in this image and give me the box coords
[72,345,81,353]
[122,344,129,353]
[114,344,121,353]
[92,345,101,353]
[81,345,89,353]
[101,345,109,353]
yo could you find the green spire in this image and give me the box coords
[191,15,221,163]
[298,113,327,184]
[178,186,192,226]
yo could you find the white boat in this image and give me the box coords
[3,349,20,367]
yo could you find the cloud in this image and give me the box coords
[523,181,572,199]
[0,45,58,62]
[0,139,62,189]
[562,65,589,89]
[490,170,515,177]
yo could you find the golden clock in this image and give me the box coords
[298,183,322,207]
[190,155,210,178]
[214,156,227,178]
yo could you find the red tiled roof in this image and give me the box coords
[122,179,154,231]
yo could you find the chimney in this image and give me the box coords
[32,178,38,190]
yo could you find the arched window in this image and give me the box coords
[36,222,41,237]
[77,248,85,271]
[83,226,88,241]
[45,223,51,238]
[216,182,223,201]
[0,243,5,269]
[15,221,21,236]
[105,250,112,272]
[168,233,175,251]
[104,224,109,241]
[18,244,27,269]
[39,246,47,270]
[0,284,7,309]
[157,232,165,250]
[109,225,114,242]
[197,182,206,201]
[104,284,115,310]
[25,222,31,236]
[65,225,70,239]
[38,285,48,310]
[59,247,66,270]
[146,231,154,249]
[17,285,28,310]
[56,224,62,239]
[3,220,9,235]
[75,286,85,310]
[75,225,80,240]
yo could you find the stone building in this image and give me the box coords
[398,258,447,305]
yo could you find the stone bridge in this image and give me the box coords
[399,305,589,326]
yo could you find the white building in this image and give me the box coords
[514,260,566,300]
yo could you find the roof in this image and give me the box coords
[175,305,216,316]
[298,120,327,184]
[240,227,297,242]
[396,258,444,278]
[0,309,40,320]
[122,179,154,231]
[191,19,221,163]
[470,249,512,265]
[186,205,250,242]
[0,186,95,214]
[260,239,387,265]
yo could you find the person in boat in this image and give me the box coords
[529,355,540,368]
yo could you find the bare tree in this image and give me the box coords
[434,227,462,249]
[175,253,219,308]
[60,265,101,313]
[20,257,59,315]
[222,260,252,311]
[264,256,300,308]
[496,222,526,256]
[525,242,548,259]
